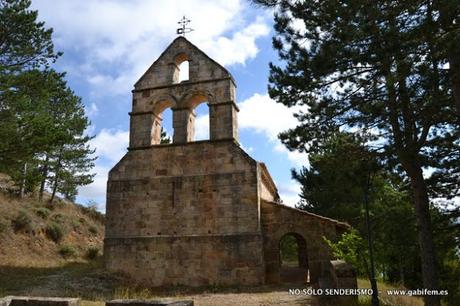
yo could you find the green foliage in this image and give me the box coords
[0,0,60,73]
[85,246,99,260]
[0,0,96,200]
[257,1,460,302]
[88,225,98,235]
[79,202,104,223]
[293,132,423,285]
[0,218,7,233]
[160,127,171,144]
[294,132,375,226]
[325,229,368,277]
[12,210,31,231]
[51,213,64,223]
[45,222,64,243]
[34,207,50,219]
[279,235,298,264]
[58,245,76,258]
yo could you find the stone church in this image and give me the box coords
[104,37,350,287]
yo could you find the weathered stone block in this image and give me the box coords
[4,297,79,306]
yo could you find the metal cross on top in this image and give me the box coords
[177,16,194,36]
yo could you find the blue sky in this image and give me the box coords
[31,0,309,211]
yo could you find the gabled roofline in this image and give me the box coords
[258,162,279,198]
[134,36,236,88]
[261,199,350,229]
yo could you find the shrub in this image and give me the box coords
[79,203,105,223]
[88,225,98,235]
[35,207,51,219]
[86,246,99,260]
[12,210,32,231]
[51,213,64,223]
[0,219,7,233]
[59,245,76,258]
[46,222,65,243]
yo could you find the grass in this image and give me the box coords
[0,259,429,306]
[357,278,425,306]
[46,222,65,243]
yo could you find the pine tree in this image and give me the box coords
[160,127,171,144]
[254,1,460,305]
[0,0,61,193]
[0,1,95,201]
[38,72,95,203]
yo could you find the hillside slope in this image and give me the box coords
[0,175,104,267]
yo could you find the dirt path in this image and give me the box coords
[178,290,317,306]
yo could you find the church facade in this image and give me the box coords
[104,37,349,287]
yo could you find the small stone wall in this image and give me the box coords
[329,260,358,289]
[0,297,79,306]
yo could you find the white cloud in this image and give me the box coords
[78,128,130,210]
[85,102,99,117]
[91,129,129,163]
[274,143,309,167]
[78,164,110,204]
[198,17,270,66]
[239,93,298,140]
[32,0,271,97]
[194,114,210,140]
[277,182,302,207]
[238,93,309,166]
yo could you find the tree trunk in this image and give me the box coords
[39,155,49,202]
[436,0,460,115]
[399,256,405,286]
[449,55,460,116]
[403,161,440,306]
[49,150,62,204]
[19,162,27,198]
[49,172,58,204]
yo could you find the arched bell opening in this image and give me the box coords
[172,52,190,84]
[151,99,175,145]
[172,91,213,144]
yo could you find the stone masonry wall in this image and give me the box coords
[260,200,349,285]
[105,140,265,286]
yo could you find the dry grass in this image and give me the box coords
[357,278,425,306]
[0,190,104,267]
[0,260,428,306]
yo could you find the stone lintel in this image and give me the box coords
[127,138,238,151]
[128,111,162,121]
[208,101,240,112]
[132,76,235,93]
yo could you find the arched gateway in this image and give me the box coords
[104,37,349,287]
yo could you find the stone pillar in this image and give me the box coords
[151,115,163,145]
[209,102,238,141]
[187,110,196,142]
[129,112,156,148]
[173,108,195,144]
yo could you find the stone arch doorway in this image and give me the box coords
[279,232,309,284]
